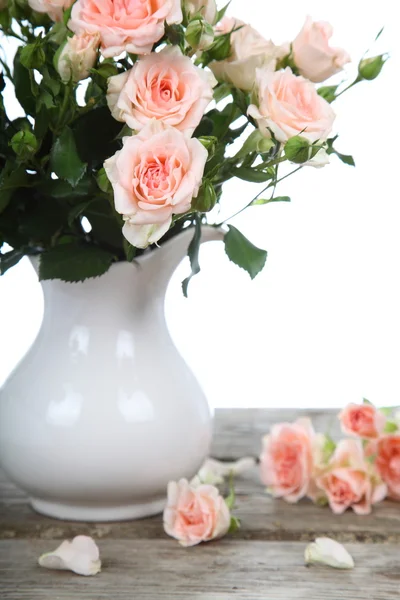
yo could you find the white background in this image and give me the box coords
[0,0,399,410]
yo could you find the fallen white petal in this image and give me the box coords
[38,535,101,576]
[305,537,354,569]
[192,457,256,486]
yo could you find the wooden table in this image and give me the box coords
[1,409,399,599]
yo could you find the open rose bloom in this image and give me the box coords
[107,46,216,136]
[68,0,183,57]
[104,120,207,248]
[248,67,335,144]
[312,439,387,515]
[339,403,386,439]
[163,478,231,546]
[260,418,315,502]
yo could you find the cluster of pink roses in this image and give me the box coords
[260,402,400,515]
[25,0,353,249]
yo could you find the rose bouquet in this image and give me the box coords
[260,400,400,515]
[0,0,386,292]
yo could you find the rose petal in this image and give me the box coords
[38,535,101,576]
[305,537,354,569]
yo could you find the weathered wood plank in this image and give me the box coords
[1,467,400,542]
[0,539,398,599]
[1,410,398,543]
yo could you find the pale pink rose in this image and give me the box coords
[107,46,216,137]
[57,33,100,83]
[28,0,73,21]
[292,16,351,83]
[260,418,315,503]
[68,0,182,58]
[248,67,335,143]
[313,439,387,515]
[209,17,289,92]
[339,403,386,440]
[374,435,400,500]
[185,0,217,24]
[163,478,231,546]
[103,120,207,248]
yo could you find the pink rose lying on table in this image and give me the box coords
[28,0,73,21]
[373,435,400,500]
[248,67,335,144]
[312,439,387,515]
[103,120,207,249]
[339,403,386,440]
[68,0,182,57]
[107,46,216,137]
[260,418,315,503]
[292,16,351,83]
[163,478,231,546]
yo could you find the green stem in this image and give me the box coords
[216,165,303,226]
[55,84,71,132]
[335,75,362,99]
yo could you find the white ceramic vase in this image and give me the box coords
[0,226,223,521]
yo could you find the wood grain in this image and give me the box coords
[1,539,399,599]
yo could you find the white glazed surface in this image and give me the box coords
[0,227,223,521]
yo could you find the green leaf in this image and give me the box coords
[335,151,355,167]
[39,243,115,282]
[0,163,30,214]
[321,434,336,463]
[37,88,56,111]
[233,166,273,183]
[216,1,231,23]
[83,199,123,250]
[181,219,202,298]
[317,85,339,103]
[0,249,24,275]
[224,225,267,279]
[384,421,398,434]
[13,50,36,116]
[50,127,87,187]
[20,42,45,70]
[363,398,373,405]
[73,107,122,166]
[228,516,241,535]
[67,200,96,227]
[213,82,231,103]
[251,196,291,206]
[375,26,384,42]
[38,177,91,199]
[123,239,136,262]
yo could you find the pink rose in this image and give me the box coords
[248,67,335,143]
[260,418,314,503]
[28,0,73,21]
[209,18,289,92]
[374,435,400,500]
[68,0,182,58]
[107,46,216,137]
[292,16,351,83]
[313,439,387,515]
[57,33,100,83]
[339,403,386,440]
[103,120,207,248]
[163,478,231,546]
